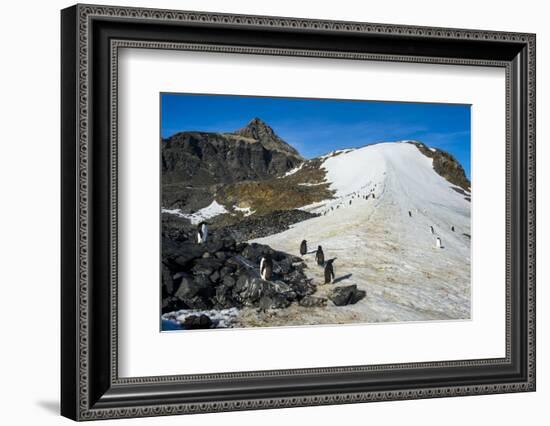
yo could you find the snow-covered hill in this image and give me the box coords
[246,142,471,326]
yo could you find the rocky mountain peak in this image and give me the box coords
[233,118,303,159]
[237,117,275,138]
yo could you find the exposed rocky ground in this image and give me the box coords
[410,141,471,192]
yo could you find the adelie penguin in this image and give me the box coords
[324,259,336,284]
[430,225,434,234]
[315,245,325,266]
[197,222,208,244]
[436,237,442,249]
[451,226,455,232]
[260,253,273,281]
[408,211,412,217]
[300,239,308,256]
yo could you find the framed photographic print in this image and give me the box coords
[61,4,536,421]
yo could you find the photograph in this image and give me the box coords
[160,94,472,331]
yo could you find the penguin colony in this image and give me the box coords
[255,178,458,289]
[313,181,381,217]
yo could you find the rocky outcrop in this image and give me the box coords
[329,285,366,306]
[410,142,471,191]
[162,118,303,210]
[232,117,302,159]
[161,232,316,324]
[221,209,318,241]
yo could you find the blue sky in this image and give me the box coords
[161,93,471,178]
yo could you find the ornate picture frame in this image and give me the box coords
[61,4,535,421]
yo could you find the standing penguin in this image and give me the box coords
[430,225,434,234]
[315,245,325,266]
[300,240,308,256]
[197,222,208,244]
[260,253,273,281]
[408,211,412,217]
[436,237,442,249]
[451,226,455,232]
[324,259,335,284]
[349,200,352,205]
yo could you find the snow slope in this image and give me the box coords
[246,142,471,327]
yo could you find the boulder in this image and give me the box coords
[222,275,236,288]
[273,257,292,275]
[191,258,224,276]
[174,274,202,300]
[182,314,213,330]
[259,294,291,310]
[161,297,180,314]
[267,280,296,300]
[162,263,175,295]
[213,286,240,309]
[205,238,225,254]
[233,273,265,305]
[219,265,235,278]
[241,243,271,262]
[329,285,366,306]
[162,239,206,267]
[209,270,221,283]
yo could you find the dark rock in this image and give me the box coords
[291,279,317,298]
[180,296,211,310]
[174,275,202,300]
[241,243,271,262]
[219,266,235,278]
[235,242,247,253]
[191,258,224,276]
[222,275,236,288]
[329,285,366,306]
[233,273,265,305]
[209,271,221,283]
[162,297,180,314]
[205,239,225,254]
[183,314,213,330]
[299,296,328,308]
[259,294,291,310]
[215,251,229,260]
[223,210,319,242]
[163,240,207,268]
[268,280,296,300]
[273,258,292,275]
[162,263,175,295]
[214,286,240,309]
[161,213,194,242]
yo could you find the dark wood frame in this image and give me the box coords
[61,4,536,421]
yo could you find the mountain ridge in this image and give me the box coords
[162,118,303,211]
